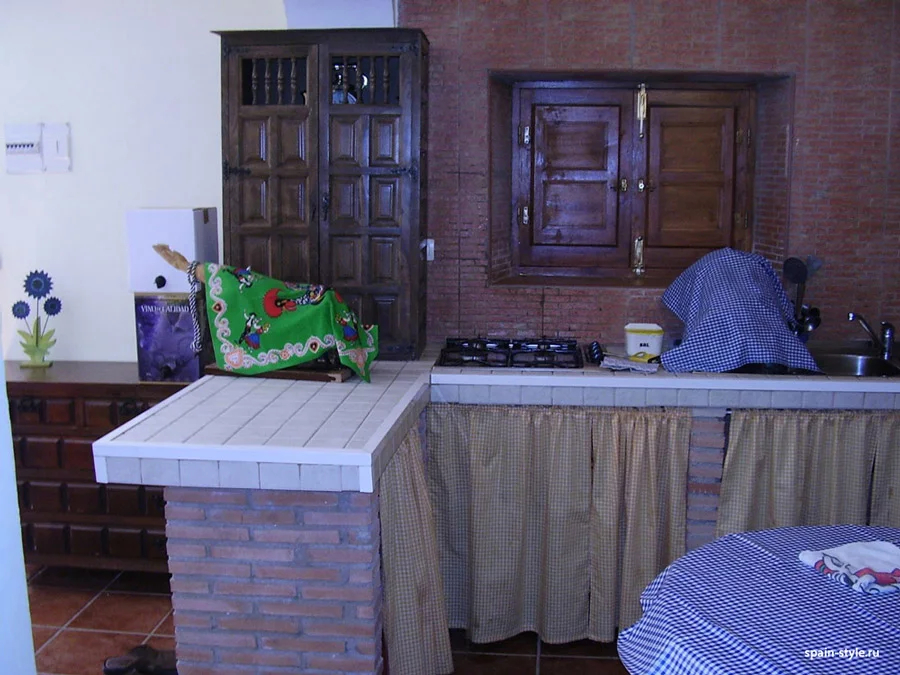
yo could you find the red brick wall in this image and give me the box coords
[164,488,382,675]
[402,0,900,345]
[686,411,728,551]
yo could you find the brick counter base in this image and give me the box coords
[164,487,383,675]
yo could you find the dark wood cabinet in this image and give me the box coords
[495,78,755,286]
[218,29,429,359]
[6,362,183,572]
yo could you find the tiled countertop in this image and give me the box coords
[431,363,900,409]
[93,346,900,494]
[93,357,433,494]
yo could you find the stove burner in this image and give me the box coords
[437,337,583,369]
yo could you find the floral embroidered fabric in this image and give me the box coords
[202,263,378,382]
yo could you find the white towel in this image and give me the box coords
[799,540,900,595]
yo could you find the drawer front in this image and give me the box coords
[83,397,148,432]
[69,525,104,558]
[17,437,62,470]
[107,527,144,559]
[61,438,96,472]
[66,483,105,515]
[144,529,168,560]
[20,481,65,513]
[8,396,76,427]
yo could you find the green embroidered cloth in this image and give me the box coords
[202,263,378,382]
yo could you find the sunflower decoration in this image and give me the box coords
[12,270,63,368]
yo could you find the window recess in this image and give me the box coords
[490,76,756,287]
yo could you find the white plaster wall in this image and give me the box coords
[0,336,37,675]
[0,0,287,362]
[284,0,395,27]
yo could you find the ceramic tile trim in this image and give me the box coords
[93,354,900,494]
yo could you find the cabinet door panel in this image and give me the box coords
[369,116,400,166]
[239,117,269,166]
[370,177,401,227]
[330,116,364,166]
[20,437,61,469]
[62,438,96,472]
[144,529,168,560]
[69,526,104,557]
[533,104,621,247]
[331,176,364,227]
[240,177,271,226]
[331,237,363,285]
[83,399,116,430]
[107,528,144,559]
[45,398,76,425]
[144,487,166,518]
[276,115,311,169]
[370,237,401,284]
[24,481,64,512]
[106,485,143,517]
[32,523,67,555]
[646,106,734,249]
[67,483,104,515]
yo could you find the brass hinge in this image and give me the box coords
[520,125,531,147]
[734,211,750,229]
[736,128,752,147]
[519,204,530,226]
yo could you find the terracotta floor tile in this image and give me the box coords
[144,635,176,652]
[32,626,58,651]
[450,629,538,655]
[35,629,147,675]
[541,638,620,657]
[107,571,172,595]
[540,656,630,674]
[68,591,172,634]
[30,567,118,591]
[152,610,175,636]
[452,652,536,674]
[28,586,97,627]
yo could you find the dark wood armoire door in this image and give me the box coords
[222,43,319,284]
[319,40,419,354]
[219,30,428,359]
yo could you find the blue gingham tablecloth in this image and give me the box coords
[660,248,818,373]
[617,525,900,675]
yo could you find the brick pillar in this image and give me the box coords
[164,488,383,675]
[686,409,728,551]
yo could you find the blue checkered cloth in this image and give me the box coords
[660,248,818,373]
[617,525,900,675]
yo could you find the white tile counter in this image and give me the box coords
[93,358,433,493]
[430,364,900,409]
[93,346,900,494]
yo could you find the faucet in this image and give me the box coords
[848,312,895,360]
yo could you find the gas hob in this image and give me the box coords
[436,337,584,369]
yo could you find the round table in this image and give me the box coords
[617,525,900,674]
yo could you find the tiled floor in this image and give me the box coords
[449,630,629,674]
[27,565,628,674]
[26,565,174,675]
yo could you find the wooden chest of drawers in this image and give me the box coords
[5,362,185,572]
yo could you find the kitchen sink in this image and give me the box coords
[811,353,900,378]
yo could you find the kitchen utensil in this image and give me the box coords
[783,257,808,322]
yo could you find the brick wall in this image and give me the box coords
[401,0,900,346]
[686,409,728,551]
[164,488,383,675]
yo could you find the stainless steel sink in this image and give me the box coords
[811,353,900,377]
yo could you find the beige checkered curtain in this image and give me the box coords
[380,427,453,675]
[427,404,690,644]
[869,413,900,527]
[590,408,690,639]
[716,410,888,538]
